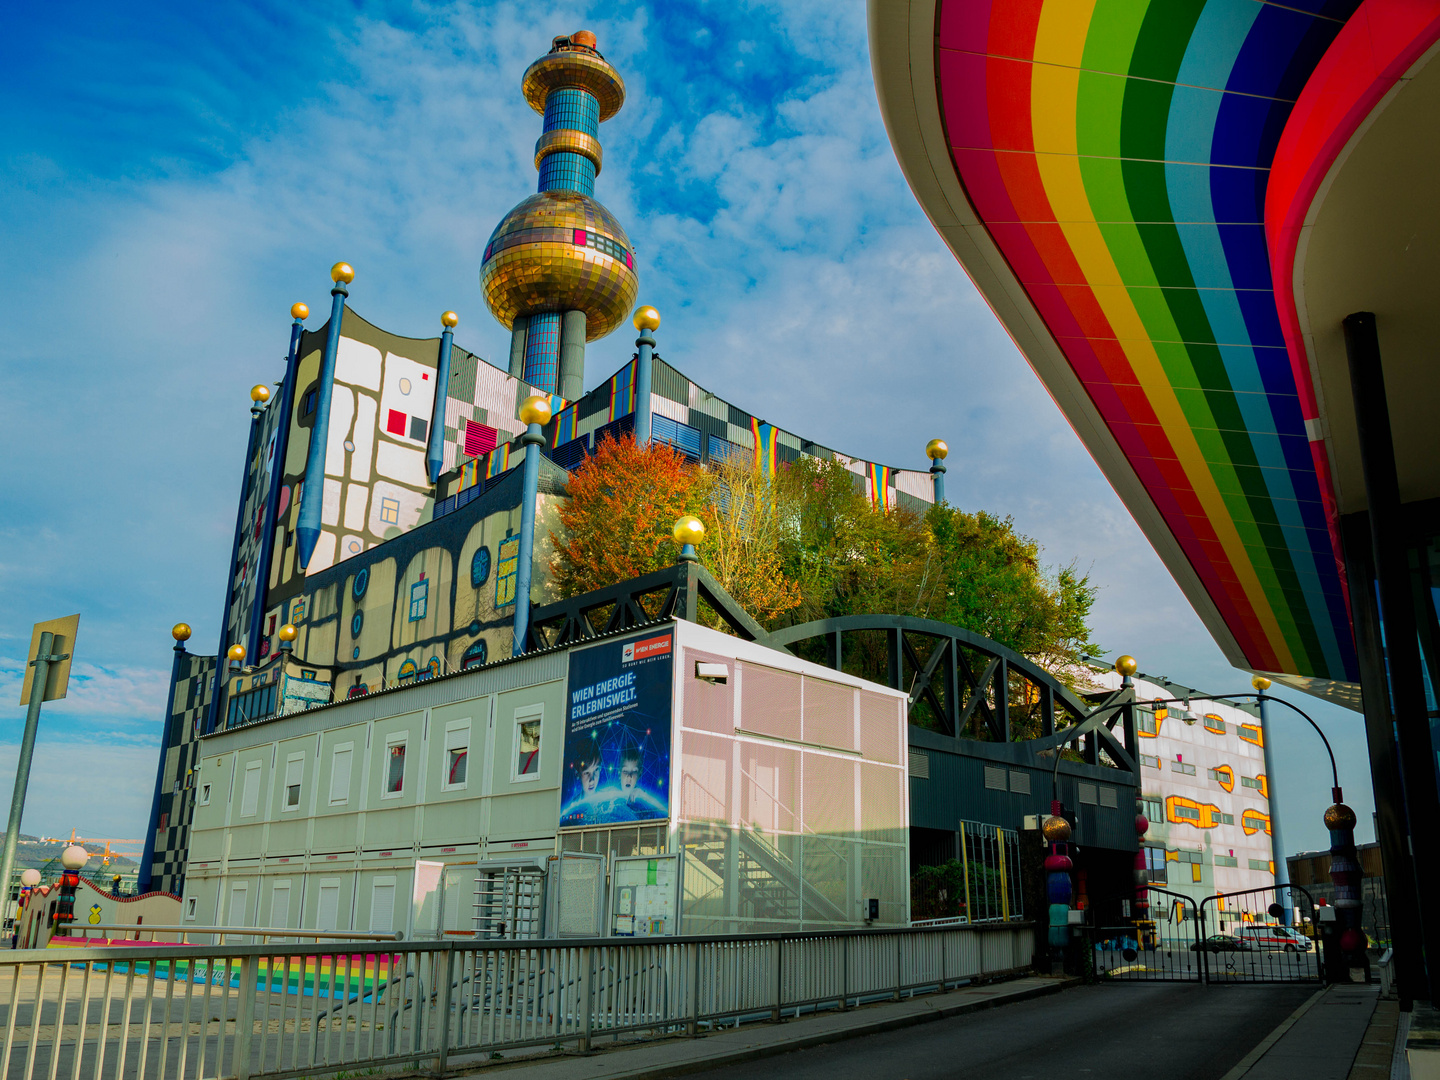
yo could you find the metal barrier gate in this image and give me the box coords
[1091,884,1324,985]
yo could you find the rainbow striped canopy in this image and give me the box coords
[933,0,1360,682]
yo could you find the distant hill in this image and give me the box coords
[1,834,140,874]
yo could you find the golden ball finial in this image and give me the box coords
[441,311,459,329]
[1251,674,1272,692]
[926,438,949,461]
[226,643,247,663]
[278,623,298,642]
[171,623,192,642]
[290,302,309,321]
[250,384,271,404]
[1114,655,1138,677]
[632,305,661,332]
[330,262,355,284]
[673,515,706,546]
[1041,815,1072,842]
[518,394,553,427]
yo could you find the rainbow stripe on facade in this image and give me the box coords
[867,462,892,512]
[935,0,1360,681]
[751,420,777,476]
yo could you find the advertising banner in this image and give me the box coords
[559,628,674,828]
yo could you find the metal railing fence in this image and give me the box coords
[0,922,1033,1080]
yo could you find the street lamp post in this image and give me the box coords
[53,844,89,937]
[512,394,553,656]
[1252,676,1293,926]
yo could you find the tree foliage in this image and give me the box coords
[550,439,1099,672]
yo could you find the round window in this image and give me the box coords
[353,567,369,600]
[351,611,363,639]
[467,619,482,637]
[471,547,492,588]
[462,641,488,670]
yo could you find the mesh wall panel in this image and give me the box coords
[739,662,802,741]
[679,730,731,823]
[739,741,798,836]
[859,690,903,765]
[802,676,856,752]
[860,762,905,843]
[801,834,852,924]
[862,843,906,923]
[801,752,856,837]
[682,649,735,734]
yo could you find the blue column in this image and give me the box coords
[523,311,562,395]
[634,324,655,444]
[428,312,458,484]
[296,265,352,570]
[512,422,545,656]
[930,461,946,505]
[246,306,307,659]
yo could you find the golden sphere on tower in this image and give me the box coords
[250,384,271,404]
[632,305,661,332]
[518,394,553,427]
[171,623,192,642]
[926,438,949,460]
[278,623,298,643]
[480,191,639,342]
[441,311,459,329]
[1324,803,1357,830]
[1041,815,1072,842]
[673,516,706,546]
[1114,655,1138,677]
[1251,674,1272,692]
[290,302,309,321]
[227,643,247,662]
[330,262,355,284]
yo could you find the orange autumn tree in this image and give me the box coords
[552,436,710,596]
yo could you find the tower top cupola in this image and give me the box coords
[480,31,639,399]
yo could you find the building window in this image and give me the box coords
[462,640,488,670]
[1249,859,1272,872]
[1239,723,1264,746]
[1240,776,1262,789]
[471,546,492,588]
[444,721,470,791]
[1204,713,1226,734]
[495,536,521,608]
[1140,796,1162,823]
[185,897,197,920]
[283,753,304,811]
[158,812,169,830]
[1171,760,1196,775]
[302,387,318,417]
[329,744,353,806]
[1140,754,1161,769]
[380,497,401,525]
[1215,812,1234,825]
[397,658,418,683]
[409,580,428,621]
[385,739,407,796]
[1214,855,1238,868]
[1143,844,1167,884]
[514,706,542,780]
[1136,712,1157,735]
[1173,804,1200,822]
[199,783,211,806]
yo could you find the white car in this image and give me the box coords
[1237,925,1313,952]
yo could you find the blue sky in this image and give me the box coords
[0,0,1370,856]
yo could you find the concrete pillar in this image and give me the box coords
[559,310,587,401]
[508,315,528,379]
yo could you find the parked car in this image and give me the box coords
[1237,925,1313,953]
[1190,934,1253,953]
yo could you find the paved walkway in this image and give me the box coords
[1220,984,1380,1080]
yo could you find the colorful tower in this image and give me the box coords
[480,31,639,400]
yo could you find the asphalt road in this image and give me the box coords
[665,982,1318,1080]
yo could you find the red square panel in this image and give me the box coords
[386,409,407,435]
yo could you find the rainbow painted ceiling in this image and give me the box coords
[887,0,1375,683]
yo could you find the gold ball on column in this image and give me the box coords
[1251,674,1272,692]
[330,262,355,284]
[278,624,298,642]
[632,305,661,332]
[1114,655,1138,677]
[926,438,949,460]
[171,623,192,642]
[1041,815,1072,842]
[250,384,271,404]
[518,394,553,426]
[441,311,459,329]
[227,644,247,663]
[673,516,705,546]
[290,302,309,321]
